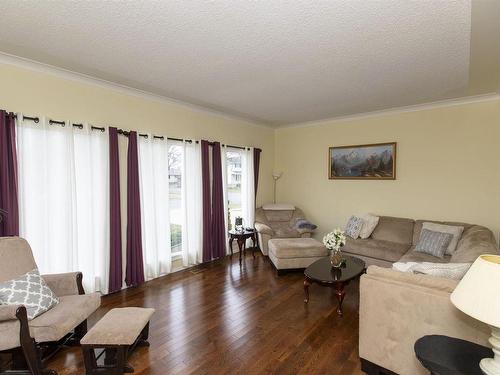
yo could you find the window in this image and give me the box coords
[168,143,183,256]
[226,150,243,230]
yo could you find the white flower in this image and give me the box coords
[322,228,346,250]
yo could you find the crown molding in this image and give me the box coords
[0,51,272,129]
[279,93,500,129]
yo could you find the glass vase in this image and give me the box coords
[330,247,343,268]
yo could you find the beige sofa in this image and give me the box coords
[254,205,315,255]
[344,216,496,267]
[353,216,499,374]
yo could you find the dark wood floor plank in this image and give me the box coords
[47,253,364,374]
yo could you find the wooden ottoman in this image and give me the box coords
[81,307,155,374]
[268,238,329,275]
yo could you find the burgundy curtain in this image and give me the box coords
[253,148,261,199]
[125,131,145,287]
[211,142,226,259]
[201,140,212,262]
[0,111,19,236]
[108,127,123,293]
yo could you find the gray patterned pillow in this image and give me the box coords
[345,216,364,239]
[0,269,59,320]
[414,229,453,259]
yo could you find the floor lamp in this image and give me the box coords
[272,172,282,203]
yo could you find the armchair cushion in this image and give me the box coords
[0,292,101,350]
[0,304,19,321]
[0,269,59,320]
[29,293,100,343]
[43,272,82,297]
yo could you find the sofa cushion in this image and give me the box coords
[398,247,451,263]
[343,238,411,262]
[370,216,414,245]
[412,220,472,245]
[414,229,453,259]
[274,226,300,238]
[29,293,101,342]
[345,216,364,239]
[359,214,380,239]
[264,209,294,222]
[268,238,328,259]
[451,225,498,263]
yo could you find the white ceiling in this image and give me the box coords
[0,0,498,126]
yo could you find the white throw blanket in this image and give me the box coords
[392,262,471,280]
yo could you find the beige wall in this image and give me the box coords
[0,63,275,207]
[275,99,500,244]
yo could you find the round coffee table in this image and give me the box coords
[303,255,366,316]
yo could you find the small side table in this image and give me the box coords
[414,335,493,375]
[228,229,257,264]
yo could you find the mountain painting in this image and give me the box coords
[329,142,396,180]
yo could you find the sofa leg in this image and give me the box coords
[360,358,397,375]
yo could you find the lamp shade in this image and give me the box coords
[451,254,500,328]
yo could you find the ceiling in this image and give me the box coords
[0,0,499,127]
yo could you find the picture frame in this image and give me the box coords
[328,142,397,180]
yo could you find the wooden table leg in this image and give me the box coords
[304,277,312,303]
[251,233,256,258]
[229,237,234,256]
[334,282,346,316]
[237,237,245,264]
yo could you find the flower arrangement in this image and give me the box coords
[323,229,346,250]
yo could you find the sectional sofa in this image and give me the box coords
[344,216,499,375]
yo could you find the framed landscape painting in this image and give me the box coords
[329,142,396,180]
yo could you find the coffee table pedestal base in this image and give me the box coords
[303,276,348,316]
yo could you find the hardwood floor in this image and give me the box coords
[48,253,364,374]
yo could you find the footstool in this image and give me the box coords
[268,238,328,275]
[81,307,155,374]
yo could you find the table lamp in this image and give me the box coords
[450,254,500,375]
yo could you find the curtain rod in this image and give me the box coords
[11,112,261,151]
[117,129,198,143]
[204,141,261,152]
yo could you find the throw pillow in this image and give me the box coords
[294,219,317,231]
[421,222,464,255]
[359,214,380,239]
[0,269,59,320]
[345,216,363,239]
[414,229,453,259]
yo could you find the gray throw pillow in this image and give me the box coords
[294,219,317,231]
[0,269,59,320]
[414,229,453,259]
[345,216,364,239]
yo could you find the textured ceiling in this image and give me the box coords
[0,0,497,126]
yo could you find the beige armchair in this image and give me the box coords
[0,237,101,375]
[255,204,315,255]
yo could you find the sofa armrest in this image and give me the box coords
[0,304,20,322]
[360,266,491,375]
[255,222,273,236]
[42,272,84,296]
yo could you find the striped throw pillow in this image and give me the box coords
[414,229,453,259]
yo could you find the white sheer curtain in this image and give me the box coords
[138,135,172,279]
[182,140,203,265]
[17,116,109,293]
[242,147,255,245]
